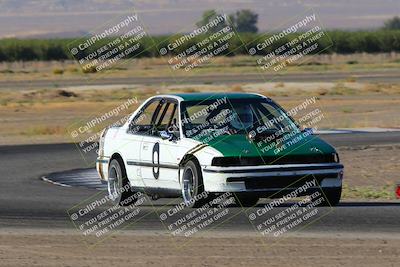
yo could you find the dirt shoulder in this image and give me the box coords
[1,82,399,145]
[338,144,400,199]
[0,229,398,267]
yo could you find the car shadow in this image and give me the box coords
[144,198,400,208]
[335,201,400,207]
[252,200,400,208]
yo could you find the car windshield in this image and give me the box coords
[180,97,299,139]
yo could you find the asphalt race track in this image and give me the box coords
[1,132,399,235]
[2,70,400,90]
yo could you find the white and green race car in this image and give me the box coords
[96,93,343,207]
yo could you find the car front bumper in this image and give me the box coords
[202,163,343,197]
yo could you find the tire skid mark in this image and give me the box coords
[41,169,106,190]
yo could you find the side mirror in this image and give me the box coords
[159,130,174,141]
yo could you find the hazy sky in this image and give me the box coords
[0,0,399,38]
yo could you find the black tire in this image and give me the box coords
[234,194,259,207]
[181,160,209,208]
[319,188,342,206]
[108,159,136,206]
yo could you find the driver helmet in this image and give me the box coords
[231,104,253,130]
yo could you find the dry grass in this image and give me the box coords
[52,68,64,75]
[274,82,285,88]
[231,84,244,92]
[1,83,399,146]
[328,83,358,95]
[1,53,400,81]
[181,87,199,93]
[20,125,66,136]
[342,184,395,200]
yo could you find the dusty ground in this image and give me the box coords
[0,229,398,267]
[339,145,400,187]
[338,144,400,199]
[0,82,399,145]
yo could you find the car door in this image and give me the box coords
[121,98,161,189]
[139,98,181,191]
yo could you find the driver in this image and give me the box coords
[230,104,254,130]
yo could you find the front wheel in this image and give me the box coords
[181,160,209,208]
[108,159,136,206]
[318,188,342,206]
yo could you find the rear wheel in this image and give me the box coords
[108,159,136,206]
[181,160,208,208]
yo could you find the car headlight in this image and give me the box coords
[333,152,340,163]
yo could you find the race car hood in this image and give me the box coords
[197,132,336,158]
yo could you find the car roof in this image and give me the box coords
[169,92,264,101]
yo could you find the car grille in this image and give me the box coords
[227,173,338,190]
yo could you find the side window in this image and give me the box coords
[155,103,174,130]
[169,106,180,137]
[155,102,180,138]
[129,100,160,135]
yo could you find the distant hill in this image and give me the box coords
[0,0,398,38]
[3,31,89,39]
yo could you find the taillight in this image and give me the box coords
[396,184,400,199]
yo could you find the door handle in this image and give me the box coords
[142,144,148,150]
